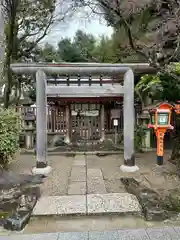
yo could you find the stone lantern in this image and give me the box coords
[137,107,152,151]
[24,111,36,149]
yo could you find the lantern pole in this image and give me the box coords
[155,129,166,165]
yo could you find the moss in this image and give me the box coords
[0,212,10,219]
[161,189,180,212]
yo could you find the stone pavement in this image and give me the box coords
[2,227,180,239]
[9,151,180,219]
[5,152,180,236]
[32,193,141,216]
[25,151,180,218]
[11,151,180,197]
[9,151,180,218]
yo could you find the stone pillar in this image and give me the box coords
[64,104,71,144]
[143,129,151,150]
[24,121,34,149]
[32,70,51,176]
[100,104,105,142]
[25,131,33,149]
[120,69,139,172]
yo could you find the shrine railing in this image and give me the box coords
[16,104,141,135]
[16,106,66,134]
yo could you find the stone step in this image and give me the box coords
[32,193,141,216]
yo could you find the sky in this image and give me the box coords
[42,9,113,47]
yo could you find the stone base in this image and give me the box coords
[64,138,71,144]
[120,165,139,173]
[99,138,105,143]
[32,166,51,176]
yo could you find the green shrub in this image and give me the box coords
[0,108,21,167]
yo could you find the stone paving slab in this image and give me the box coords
[73,159,86,166]
[117,228,150,240]
[0,232,59,240]
[89,231,119,240]
[87,169,106,194]
[68,182,86,195]
[174,227,180,236]
[70,166,86,182]
[2,227,180,239]
[87,193,141,215]
[32,193,141,216]
[32,195,86,216]
[146,226,180,240]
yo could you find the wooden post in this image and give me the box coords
[64,104,71,144]
[51,107,56,132]
[100,104,105,142]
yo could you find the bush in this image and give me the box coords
[0,108,21,167]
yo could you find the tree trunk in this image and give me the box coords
[0,2,5,95]
[3,0,19,108]
[4,67,13,108]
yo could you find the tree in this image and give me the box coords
[57,38,85,62]
[78,0,180,66]
[2,0,20,108]
[39,43,60,62]
[57,30,97,62]
[73,30,97,61]
[93,35,114,62]
[87,0,180,161]
[1,0,56,107]
[135,74,163,107]
[74,0,180,161]
[1,0,79,107]
[136,63,180,161]
[111,31,148,63]
[0,1,5,93]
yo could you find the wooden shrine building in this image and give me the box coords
[45,64,156,144]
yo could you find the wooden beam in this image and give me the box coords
[46,85,124,98]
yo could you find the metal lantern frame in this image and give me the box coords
[148,104,173,130]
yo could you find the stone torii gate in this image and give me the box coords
[10,63,150,175]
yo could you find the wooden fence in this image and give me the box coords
[16,106,66,134]
[16,105,141,134]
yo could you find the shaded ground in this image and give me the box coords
[48,141,120,152]
[23,215,180,234]
[47,134,121,152]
